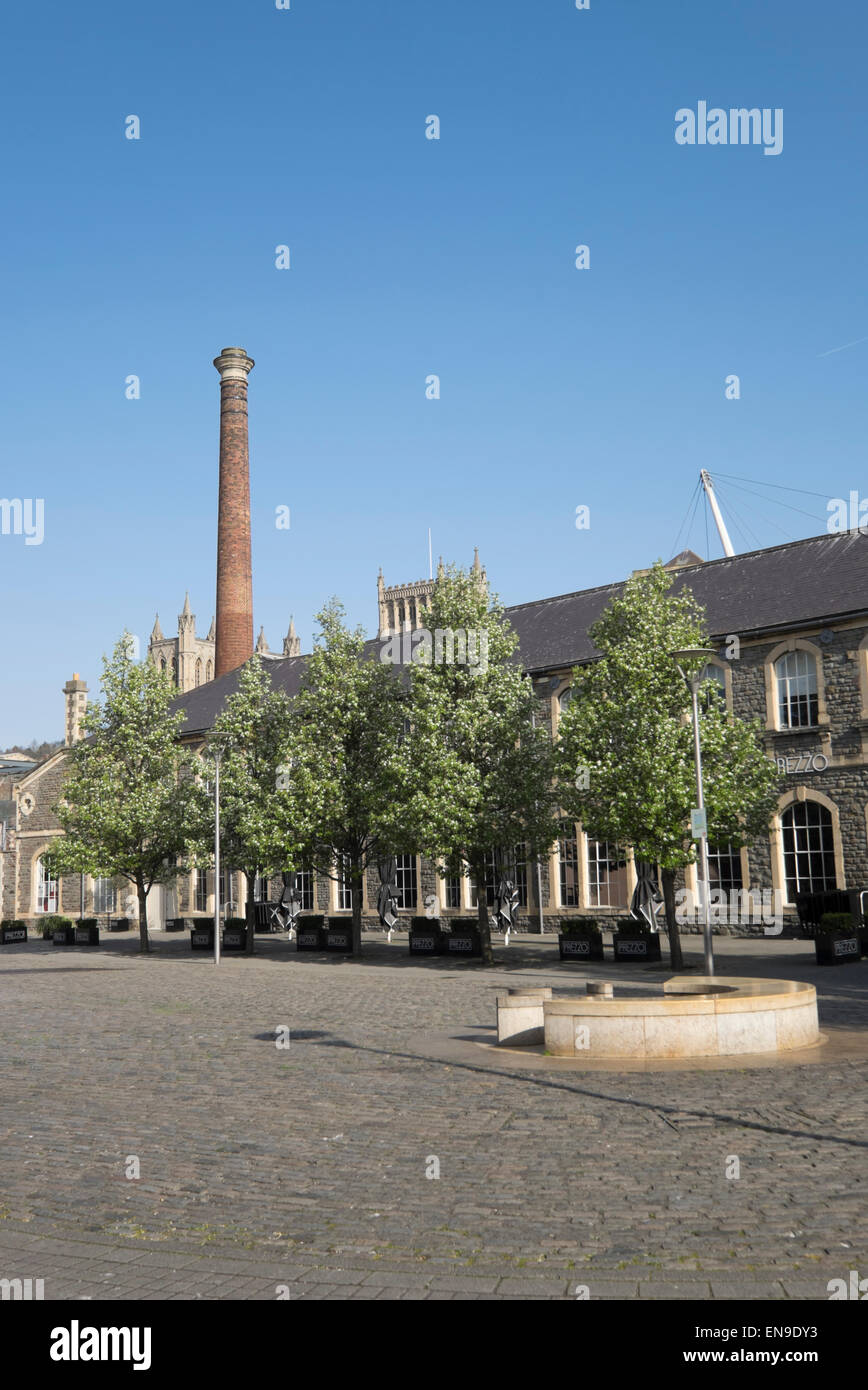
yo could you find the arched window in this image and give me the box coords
[780,801,836,898]
[558,687,573,712]
[36,855,58,914]
[195,659,202,687]
[776,651,818,729]
[206,660,213,682]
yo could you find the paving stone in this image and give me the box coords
[1,937,866,1302]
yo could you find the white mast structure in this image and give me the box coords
[700,469,735,557]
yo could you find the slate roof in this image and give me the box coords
[175,530,868,735]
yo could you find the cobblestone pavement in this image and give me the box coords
[0,932,866,1300]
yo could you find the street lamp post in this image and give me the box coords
[670,647,718,978]
[213,744,222,966]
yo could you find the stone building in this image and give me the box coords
[4,531,868,934]
[166,529,868,935]
[147,595,216,692]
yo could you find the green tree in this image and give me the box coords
[555,563,780,969]
[401,565,560,965]
[193,656,301,953]
[51,635,199,952]
[271,599,409,957]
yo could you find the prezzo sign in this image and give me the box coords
[563,939,591,955]
[834,938,859,958]
[775,753,829,774]
[618,941,649,955]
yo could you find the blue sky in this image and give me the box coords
[2,0,867,743]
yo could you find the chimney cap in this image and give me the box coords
[213,347,255,378]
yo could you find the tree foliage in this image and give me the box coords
[401,565,560,963]
[555,563,780,968]
[51,635,199,951]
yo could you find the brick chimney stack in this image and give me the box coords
[213,346,255,678]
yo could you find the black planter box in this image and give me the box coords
[164,917,185,933]
[325,925,354,953]
[296,925,326,951]
[614,934,662,962]
[409,927,442,955]
[0,923,27,944]
[108,919,130,932]
[222,925,247,951]
[558,933,604,961]
[52,925,75,945]
[190,924,215,950]
[74,924,99,946]
[815,933,861,966]
[443,929,482,957]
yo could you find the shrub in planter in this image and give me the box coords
[814,912,861,966]
[325,921,354,953]
[296,914,326,951]
[222,916,248,951]
[0,919,28,944]
[190,920,215,950]
[408,915,442,955]
[442,917,482,957]
[558,918,604,961]
[74,918,100,946]
[38,914,72,938]
[613,917,661,961]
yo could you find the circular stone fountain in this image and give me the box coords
[538,977,819,1059]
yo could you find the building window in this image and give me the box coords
[219,869,236,914]
[776,650,818,729]
[558,822,579,908]
[195,869,209,913]
[336,853,353,910]
[707,843,743,894]
[444,873,462,909]
[780,802,836,899]
[252,872,268,903]
[587,839,629,907]
[206,660,213,681]
[36,855,58,914]
[92,877,116,914]
[394,854,417,910]
[470,848,528,909]
[293,869,314,911]
[558,687,572,711]
[195,659,202,688]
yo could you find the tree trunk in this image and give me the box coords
[661,866,684,971]
[351,862,363,958]
[136,875,150,954]
[475,863,493,965]
[245,870,256,955]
